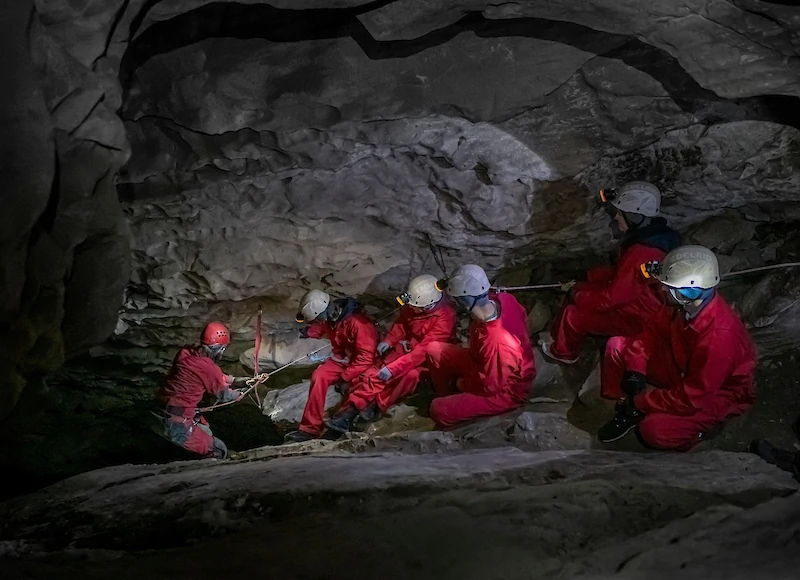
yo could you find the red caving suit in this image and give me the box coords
[426,292,536,428]
[602,293,757,451]
[550,219,681,360]
[347,298,458,413]
[156,347,235,458]
[300,299,379,436]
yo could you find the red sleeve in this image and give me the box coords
[572,246,656,312]
[340,318,379,383]
[586,264,615,284]
[635,331,739,416]
[474,326,520,394]
[386,307,457,377]
[305,320,328,340]
[202,360,230,395]
[382,311,408,347]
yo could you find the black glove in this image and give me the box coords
[621,371,647,397]
[333,379,348,395]
[299,327,310,339]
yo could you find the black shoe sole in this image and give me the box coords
[598,422,637,443]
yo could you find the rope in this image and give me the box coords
[426,234,448,277]
[196,303,404,414]
[492,283,564,292]
[722,262,800,278]
[492,262,800,293]
[252,308,263,407]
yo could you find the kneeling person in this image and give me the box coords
[327,274,458,432]
[598,246,757,450]
[426,265,536,428]
[155,322,248,459]
[284,290,379,443]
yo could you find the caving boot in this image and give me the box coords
[598,399,642,443]
[359,400,381,424]
[324,405,359,434]
[283,430,315,444]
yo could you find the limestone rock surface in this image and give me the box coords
[261,380,341,427]
[0,448,796,579]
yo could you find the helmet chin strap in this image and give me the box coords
[622,212,649,229]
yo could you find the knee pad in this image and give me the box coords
[167,421,191,446]
[211,437,228,460]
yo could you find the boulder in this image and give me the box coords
[239,334,330,371]
[261,380,341,428]
[0,448,796,580]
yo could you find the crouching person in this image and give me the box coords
[425,265,536,428]
[327,274,458,432]
[542,181,681,364]
[598,246,757,450]
[155,322,249,459]
[284,290,379,443]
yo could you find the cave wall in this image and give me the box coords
[0,0,134,420]
[0,0,56,418]
[2,0,800,421]
[116,0,800,356]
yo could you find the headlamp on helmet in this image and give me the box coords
[599,187,618,204]
[396,291,411,306]
[640,261,662,280]
[434,278,448,292]
[599,188,619,217]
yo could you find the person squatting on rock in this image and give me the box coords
[284,290,379,443]
[155,322,249,459]
[749,416,800,483]
[597,245,757,450]
[423,265,537,428]
[541,181,681,364]
[324,274,459,433]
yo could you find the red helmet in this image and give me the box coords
[201,322,230,346]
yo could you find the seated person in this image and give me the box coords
[424,264,536,428]
[284,290,378,443]
[325,274,458,433]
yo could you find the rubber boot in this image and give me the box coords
[324,405,359,434]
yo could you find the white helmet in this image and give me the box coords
[296,289,331,323]
[446,264,491,297]
[654,245,720,290]
[397,274,443,308]
[606,181,661,217]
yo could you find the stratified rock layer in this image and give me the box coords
[0,448,797,579]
